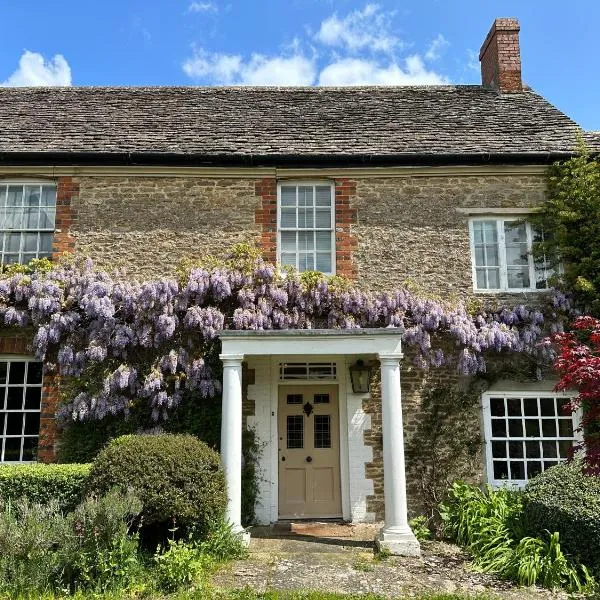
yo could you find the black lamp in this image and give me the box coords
[349,359,371,394]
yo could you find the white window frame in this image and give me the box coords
[469,217,551,293]
[482,391,583,488]
[0,357,43,463]
[0,180,57,266]
[277,181,336,275]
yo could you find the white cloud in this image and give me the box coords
[315,3,400,54]
[1,51,72,87]
[188,1,218,12]
[318,55,447,86]
[465,49,480,72]
[424,33,449,61]
[183,48,315,85]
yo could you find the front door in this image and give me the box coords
[278,385,342,519]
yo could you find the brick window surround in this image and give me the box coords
[255,177,358,278]
[53,177,78,258]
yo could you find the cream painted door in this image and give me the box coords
[278,385,342,519]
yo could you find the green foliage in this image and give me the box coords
[524,459,600,572]
[409,516,431,542]
[440,481,594,592]
[87,434,227,538]
[59,390,260,527]
[0,489,142,596]
[0,257,54,276]
[153,520,246,593]
[530,144,600,313]
[0,463,91,513]
[406,384,481,524]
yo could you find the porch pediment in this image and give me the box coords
[219,328,402,358]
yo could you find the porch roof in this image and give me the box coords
[219,328,402,357]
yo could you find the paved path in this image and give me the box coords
[212,523,567,598]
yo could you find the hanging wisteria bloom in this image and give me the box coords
[0,250,575,423]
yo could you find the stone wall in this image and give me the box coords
[353,174,546,298]
[71,177,261,279]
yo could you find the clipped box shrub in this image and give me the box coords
[87,434,227,537]
[524,459,600,571]
[0,463,90,513]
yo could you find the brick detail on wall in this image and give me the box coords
[0,334,58,463]
[334,179,358,279]
[254,178,277,263]
[53,177,78,258]
[255,177,358,279]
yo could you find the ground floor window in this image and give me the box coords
[0,358,43,462]
[482,392,580,487]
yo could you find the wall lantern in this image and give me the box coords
[349,359,372,394]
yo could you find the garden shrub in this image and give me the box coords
[87,434,227,539]
[0,463,90,513]
[524,459,600,572]
[440,481,594,592]
[0,489,142,596]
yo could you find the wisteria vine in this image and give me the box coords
[0,252,574,423]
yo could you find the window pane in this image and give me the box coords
[24,208,39,229]
[525,441,541,458]
[507,398,522,416]
[315,209,331,228]
[0,362,7,385]
[26,361,43,384]
[6,387,23,410]
[315,186,332,206]
[4,208,21,229]
[39,233,53,253]
[6,186,23,207]
[280,186,296,206]
[508,441,524,458]
[298,186,314,207]
[23,232,38,253]
[490,397,505,416]
[507,267,530,289]
[504,222,527,243]
[24,186,40,207]
[491,441,506,458]
[22,437,37,461]
[3,438,21,461]
[39,207,55,229]
[491,419,506,437]
[541,419,557,437]
[476,269,487,289]
[315,232,331,252]
[9,362,25,384]
[280,208,296,228]
[511,461,525,479]
[5,232,20,252]
[0,187,5,208]
[287,415,303,449]
[41,187,56,207]
[487,268,500,288]
[493,461,509,480]
[287,394,303,405]
[525,419,540,437]
[505,245,528,266]
[4,254,19,265]
[316,253,332,273]
[24,388,41,410]
[298,231,314,251]
[280,231,296,252]
[540,397,556,416]
[298,254,314,272]
[280,253,296,267]
[558,419,573,438]
[485,245,499,266]
[6,413,23,435]
[508,420,523,437]
[527,461,542,478]
[542,441,558,458]
[297,208,314,228]
[24,413,40,436]
[523,398,538,416]
[314,415,331,449]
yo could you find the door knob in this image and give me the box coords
[306,456,313,463]
[281,456,286,462]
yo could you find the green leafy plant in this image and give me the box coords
[87,434,227,542]
[0,463,91,514]
[196,519,248,562]
[440,481,594,592]
[409,516,432,542]
[0,489,142,596]
[524,459,600,572]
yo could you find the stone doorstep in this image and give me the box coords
[251,522,381,541]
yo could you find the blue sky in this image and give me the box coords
[1,0,598,130]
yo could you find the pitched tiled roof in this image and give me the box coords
[0,85,596,165]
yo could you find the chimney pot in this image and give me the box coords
[479,17,522,92]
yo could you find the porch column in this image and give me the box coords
[376,352,420,556]
[219,353,250,545]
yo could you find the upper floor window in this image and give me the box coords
[482,392,580,488]
[0,183,56,265]
[277,183,335,275]
[469,218,551,292]
[0,358,43,463]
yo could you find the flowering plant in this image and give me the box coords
[0,247,573,423]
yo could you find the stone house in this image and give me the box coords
[0,18,598,554]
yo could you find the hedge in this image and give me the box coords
[524,459,600,571]
[0,463,91,513]
[87,434,227,537]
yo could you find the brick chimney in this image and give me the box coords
[479,18,522,92]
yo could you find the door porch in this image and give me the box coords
[219,329,420,556]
